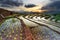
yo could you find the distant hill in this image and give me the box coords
[0,8,17,22]
[0,8,15,14]
[0,8,25,25]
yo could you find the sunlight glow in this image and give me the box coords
[22,5,47,12]
[0,5,47,12]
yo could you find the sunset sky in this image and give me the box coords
[0,0,60,12]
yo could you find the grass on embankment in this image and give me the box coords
[0,14,21,26]
[46,13,60,22]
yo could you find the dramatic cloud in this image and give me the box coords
[23,0,51,6]
[25,4,36,8]
[0,0,23,7]
[41,1,60,14]
[41,1,60,10]
[50,0,60,1]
